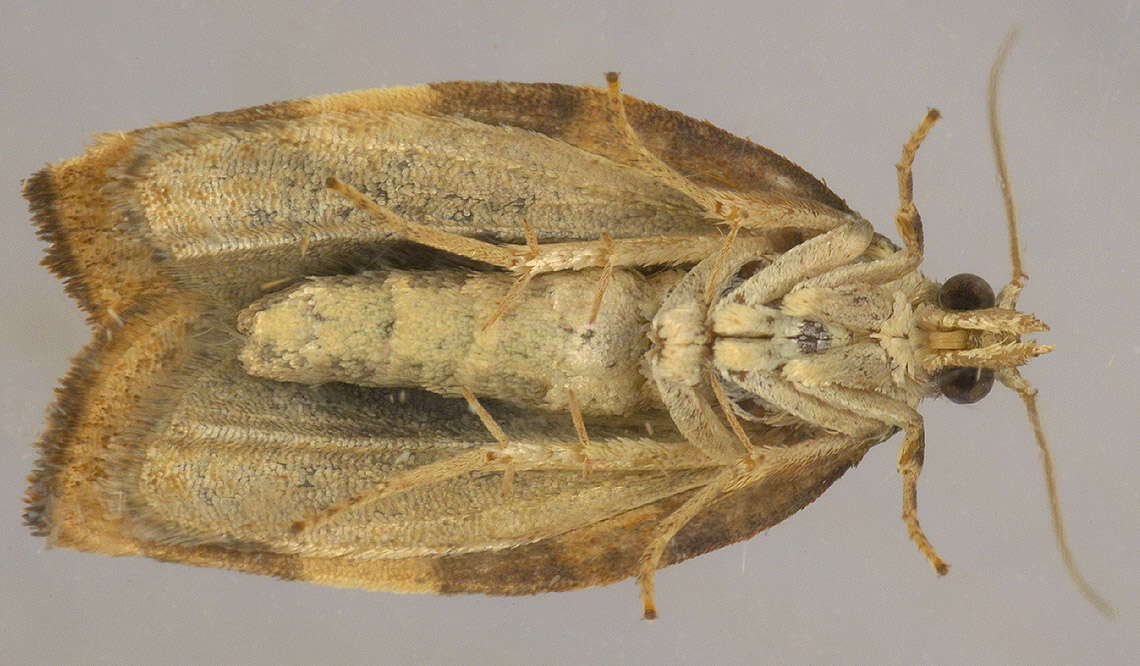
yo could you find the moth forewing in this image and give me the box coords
[25,50,1106,618]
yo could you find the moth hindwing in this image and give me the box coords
[26,63,1101,618]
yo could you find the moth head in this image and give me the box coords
[910,30,1113,616]
[912,29,1060,408]
[918,271,1052,404]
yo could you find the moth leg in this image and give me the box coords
[293,433,716,536]
[638,466,737,620]
[721,218,875,308]
[727,370,948,571]
[481,233,750,328]
[326,176,519,267]
[702,217,743,304]
[566,389,594,476]
[460,387,517,495]
[798,109,944,291]
[602,73,859,234]
[475,220,541,329]
[294,387,518,533]
[632,368,754,618]
[290,387,715,536]
[898,424,950,575]
[587,234,616,324]
[483,230,616,330]
[708,364,755,453]
[329,174,718,274]
[328,175,771,275]
[726,371,883,441]
[779,381,950,574]
[599,72,695,189]
[291,448,497,534]
[638,433,866,619]
[894,108,940,258]
[479,265,536,330]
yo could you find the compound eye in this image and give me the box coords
[939,273,996,310]
[937,366,995,404]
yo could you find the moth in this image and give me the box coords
[23,43,1109,618]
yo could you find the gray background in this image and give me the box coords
[3,2,1137,664]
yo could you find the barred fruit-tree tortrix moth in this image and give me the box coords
[23,43,1109,617]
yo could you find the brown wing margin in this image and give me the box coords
[422,81,851,212]
[131,437,868,595]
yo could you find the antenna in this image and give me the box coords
[989,29,1114,617]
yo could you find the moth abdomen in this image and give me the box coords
[238,267,677,416]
